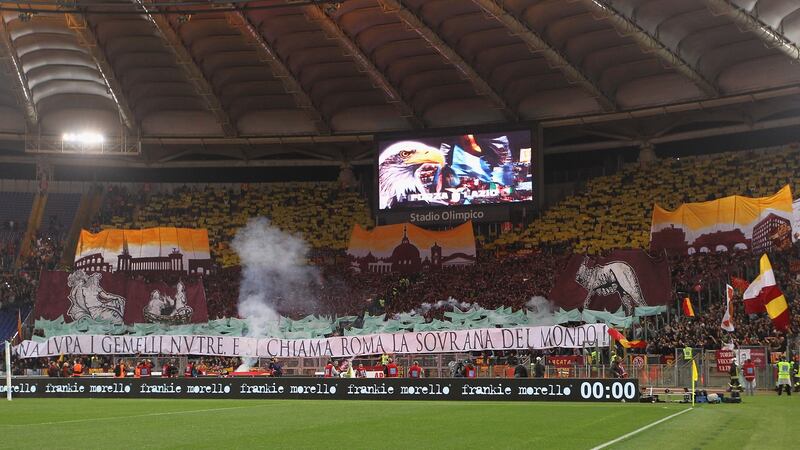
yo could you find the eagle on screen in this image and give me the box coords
[379,141,445,209]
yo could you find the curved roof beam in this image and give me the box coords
[227,10,331,134]
[377,0,518,121]
[66,14,137,132]
[704,0,800,61]
[582,0,720,98]
[0,18,37,127]
[137,0,236,137]
[474,0,617,111]
[305,4,423,128]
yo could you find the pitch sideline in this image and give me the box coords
[589,407,693,449]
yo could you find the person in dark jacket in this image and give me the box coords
[268,358,283,377]
[514,362,529,378]
[533,357,545,378]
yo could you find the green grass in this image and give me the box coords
[0,395,797,449]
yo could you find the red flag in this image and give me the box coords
[730,276,749,293]
[681,297,695,317]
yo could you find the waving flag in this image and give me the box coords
[450,145,494,183]
[682,297,695,317]
[731,276,749,293]
[743,254,790,330]
[607,328,647,349]
[721,284,735,332]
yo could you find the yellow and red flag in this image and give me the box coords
[681,297,695,317]
[15,309,23,344]
[743,254,790,331]
[607,328,647,349]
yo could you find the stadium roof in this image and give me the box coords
[0,0,799,167]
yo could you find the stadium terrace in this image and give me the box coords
[2,1,800,446]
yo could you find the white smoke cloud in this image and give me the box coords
[525,296,556,325]
[232,217,320,338]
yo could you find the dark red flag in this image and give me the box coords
[549,250,671,313]
[32,270,208,325]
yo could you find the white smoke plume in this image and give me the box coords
[392,298,474,319]
[232,217,320,370]
[525,296,557,325]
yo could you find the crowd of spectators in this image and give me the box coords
[91,182,372,267]
[492,146,800,253]
[5,146,800,357]
[0,272,37,311]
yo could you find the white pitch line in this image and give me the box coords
[1,403,270,427]
[589,407,693,450]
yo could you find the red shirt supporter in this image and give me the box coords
[323,361,338,378]
[464,363,477,379]
[408,362,423,378]
[386,361,399,378]
[356,364,367,378]
[743,360,756,381]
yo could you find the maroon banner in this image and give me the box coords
[549,250,671,314]
[32,270,208,325]
[716,348,767,372]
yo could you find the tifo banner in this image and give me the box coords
[348,221,476,274]
[650,185,794,255]
[75,227,212,274]
[32,270,209,325]
[14,324,609,359]
[549,250,670,314]
[2,378,639,403]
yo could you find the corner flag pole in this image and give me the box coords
[691,359,697,407]
[4,340,11,401]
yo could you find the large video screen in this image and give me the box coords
[377,130,533,210]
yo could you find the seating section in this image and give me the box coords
[95,183,373,267]
[0,191,34,270]
[0,191,34,228]
[5,146,800,353]
[0,305,30,342]
[492,148,800,253]
[40,193,82,241]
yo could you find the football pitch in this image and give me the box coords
[0,395,796,449]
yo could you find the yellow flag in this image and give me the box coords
[692,360,698,382]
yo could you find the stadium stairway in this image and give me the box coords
[59,188,105,267]
[16,192,46,268]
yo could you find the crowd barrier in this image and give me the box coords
[1,377,639,402]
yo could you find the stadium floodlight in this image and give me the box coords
[62,132,104,144]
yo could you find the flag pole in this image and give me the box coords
[691,359,697,407]
[4,340,11,401]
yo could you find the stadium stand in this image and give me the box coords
[0,192,34,269]
[0,305,30,343]
[39,193,82,242]
[3,148,800,357]
[492,147,800,253]
[91,183,372,267]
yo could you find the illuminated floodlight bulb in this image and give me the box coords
[62,131,104,144]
